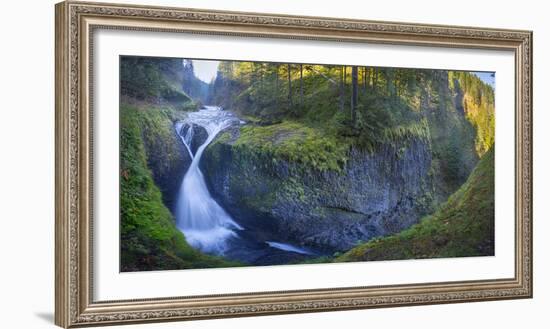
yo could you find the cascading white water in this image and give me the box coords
[174,106,243,254]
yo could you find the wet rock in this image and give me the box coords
[142,122,191,213]
[179,123,209,155]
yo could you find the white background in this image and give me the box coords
[0,0,546,328]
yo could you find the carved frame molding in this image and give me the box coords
[55,1,532,327]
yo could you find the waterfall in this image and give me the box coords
[174,106,243,254]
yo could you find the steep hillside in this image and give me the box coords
[336,147,494,262]
[449,71,495,156]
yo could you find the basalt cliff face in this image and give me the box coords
[202,132,433,252]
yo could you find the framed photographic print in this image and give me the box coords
[55,1,533,327]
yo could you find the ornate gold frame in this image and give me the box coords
[55,1,533,327]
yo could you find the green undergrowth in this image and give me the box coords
[335,146,494,262]
[120,102,240,271]
[120,56,192,106]
[219,115,430,173]
[211,66,435,172]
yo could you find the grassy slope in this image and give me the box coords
[120,103,238,271]
[335,146,494,262]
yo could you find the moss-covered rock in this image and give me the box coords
[137,105,191,211]
[202,121,434,252]
[119,56,199,211]
[178,122,209,156]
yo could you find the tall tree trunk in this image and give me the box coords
[386,68,396,98]
[363,67,367,92]
[366,67,371,91]
[351,66,358,124]
[396,76,400,97]
[287,64,293,111]
[339,66,345,112]
[275,64,279,110]
[300,64,304,108]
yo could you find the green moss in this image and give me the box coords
[220,116,428,176]
[120,102,240,271]
[231,121,351,172]
[336,147,494,262]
